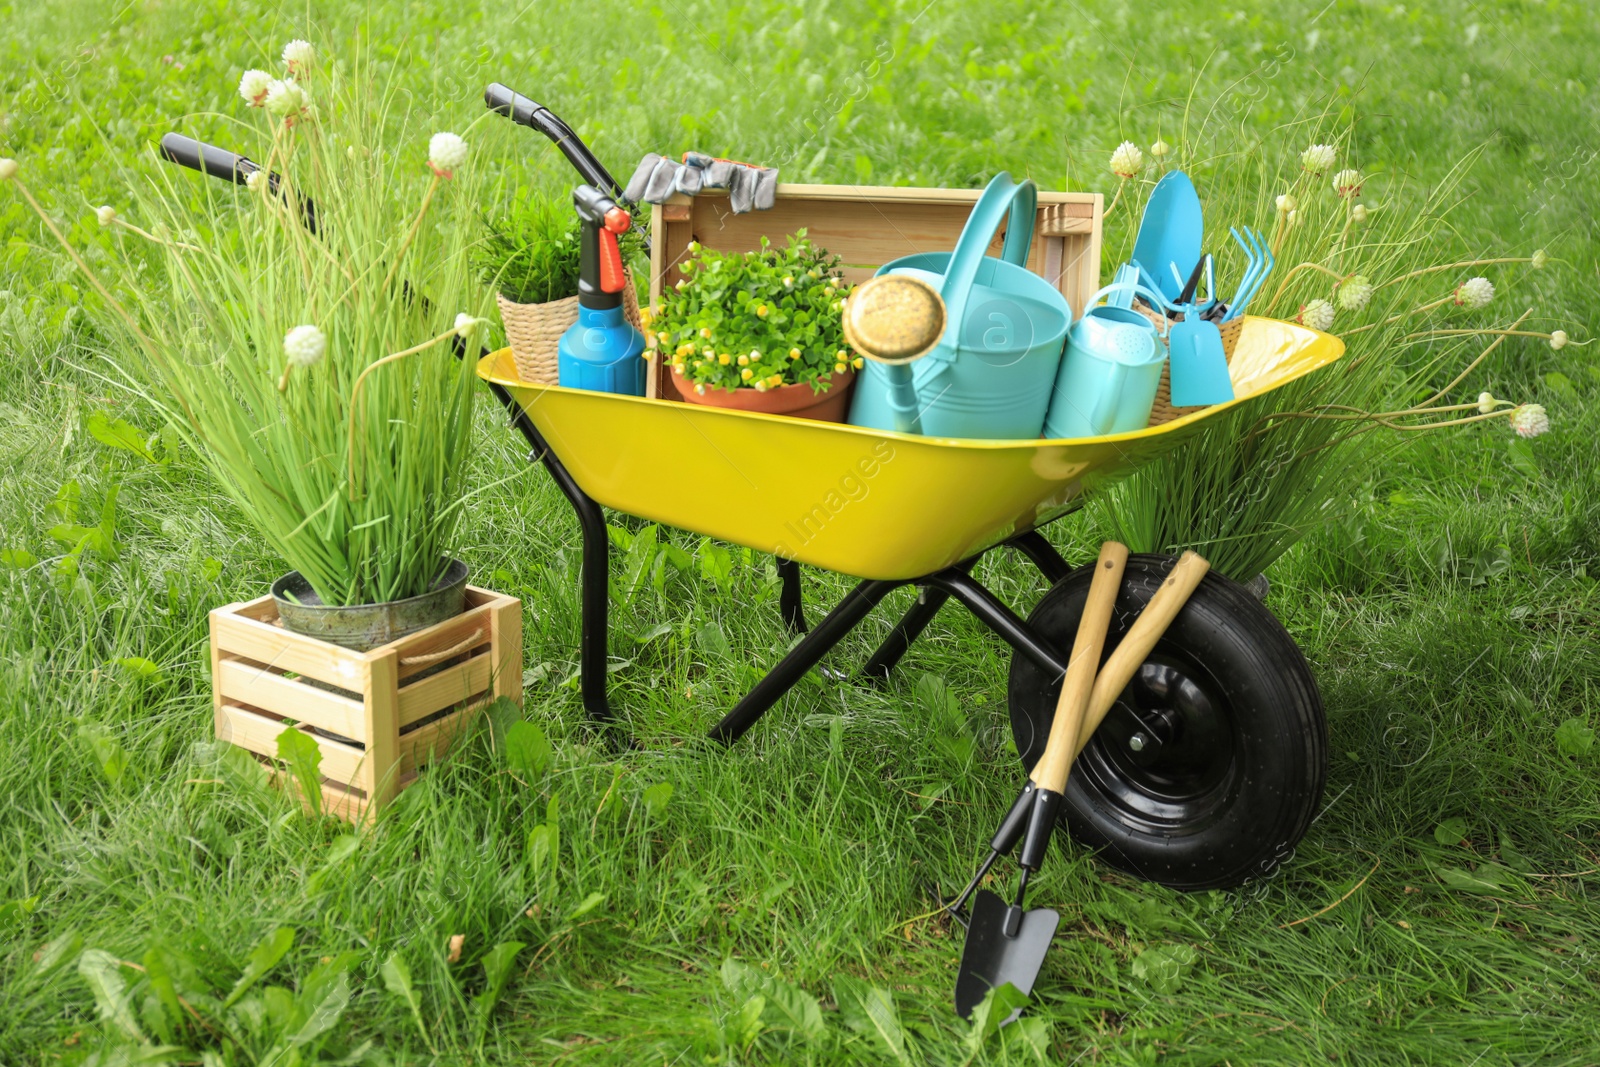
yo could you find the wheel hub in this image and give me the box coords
[1075,656,1241,834]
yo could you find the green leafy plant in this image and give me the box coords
[476,194,646,304]
[649,231,860,394]
[62,927,369,1062]
[3,38,488,606]
[477,197,579,304]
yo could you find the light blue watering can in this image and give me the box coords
[1042,275,1169,439]
[847,173,1072,439]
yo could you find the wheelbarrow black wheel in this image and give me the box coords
[1006,554,1326,891]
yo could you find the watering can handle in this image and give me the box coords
[938,173,1038,344]
[1083,278,1172,337]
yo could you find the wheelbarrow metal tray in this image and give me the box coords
[479,316,1341,581]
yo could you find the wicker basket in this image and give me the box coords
[497,272,644,386]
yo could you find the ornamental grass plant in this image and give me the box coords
[3,37,490,606]
[1092,128,1568,580]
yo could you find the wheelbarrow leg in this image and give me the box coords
[1007,530,1072,585]
[861,560,975,682]
[483,379,621,733]
[777,557,807,635]
[709,578,901,745]
[923,570,1067,678]
[861,588,952,681]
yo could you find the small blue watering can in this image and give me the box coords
[847,174,1072,439]
[1042,273,1169,439]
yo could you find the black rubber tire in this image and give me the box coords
[1007,554,1326,891]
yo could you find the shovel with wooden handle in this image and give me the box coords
[951,548,1212,1022]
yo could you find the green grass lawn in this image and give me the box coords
[3,1,1598,1063]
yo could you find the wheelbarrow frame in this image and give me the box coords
[491,178,1113,741]
[480,370,1074,744]
[482,181,1341,746]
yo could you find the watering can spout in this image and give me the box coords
[842,274,948,435]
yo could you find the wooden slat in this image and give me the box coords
[398,704,480,775]
[364,650,400,809]
[216,658,366,741]
[211,608,368,690]
[232,595,279,623]
[489,595,523,705]
[217,703,366,788]
[268,765,370,822]
[762,183,1096,208]
[396,653,492,727]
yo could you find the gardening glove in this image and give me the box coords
[622,152,663,203]
[623,150,779,214]
[642,156,681,203]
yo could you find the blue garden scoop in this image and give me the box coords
[1131,171,1204,305]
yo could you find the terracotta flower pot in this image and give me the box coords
[670,368,856,423]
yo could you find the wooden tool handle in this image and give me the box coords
[1073,550,1210,759]
[1029,542,1128,793]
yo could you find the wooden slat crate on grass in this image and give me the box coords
[646,182,1103,400]
[209,587,522,822]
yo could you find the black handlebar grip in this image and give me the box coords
[158,133,257,185]
[484,82,541,127]
[483,83,622,199]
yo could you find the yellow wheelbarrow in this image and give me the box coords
[478,173,1343,891]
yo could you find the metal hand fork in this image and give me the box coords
[1221,226,1273,322]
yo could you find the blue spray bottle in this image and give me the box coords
[558,184,646,394]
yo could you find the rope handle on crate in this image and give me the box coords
[399,628,484,667]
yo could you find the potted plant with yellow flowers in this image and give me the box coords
[2,36,521,819]
[647,231,862,421]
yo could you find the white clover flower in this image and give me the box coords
[283,324,327,367]
[1510,404,1550,439]
[245,169,266,192]
[1531,249,1548,269]
[1333,168,1363,197]
[428,132,468,177]
[1454,276,1495,309]
[282,39,315,74]
[1301,143,1336,174]
[264,79,305,118]
[1549,329,1568,350]
[0,158,18,181]
[1286,209,1300,227]
[1150,139,1172,159]
[1336,274,1373,312]
[1298,298,1335,331]
[239,69,272,107]
[453,312,485,338]
[1350,203,1368,224]
[1109,140,1144,179]
[95,205,117,227]
[1276,193,1297,214]
[1478,391,1497,414]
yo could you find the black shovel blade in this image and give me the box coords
[954,888,1060,1022]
